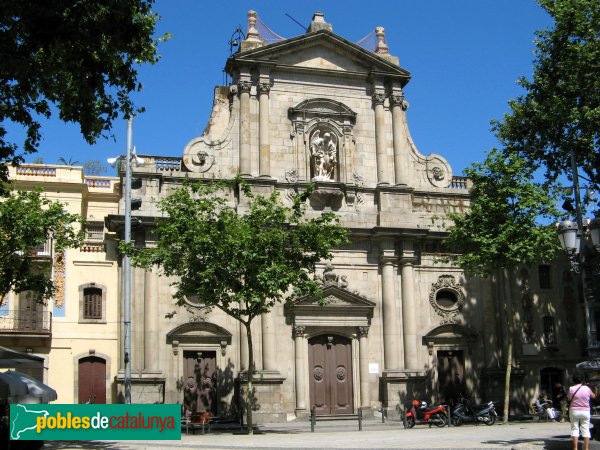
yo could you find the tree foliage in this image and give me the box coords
[0,0,164,181]
[492,0,600,187]
[0,188,83,299]
[445,149,561,277]
[124,178,348,431]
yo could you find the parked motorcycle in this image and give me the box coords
[405,400,448,428]
[451,395,498,426]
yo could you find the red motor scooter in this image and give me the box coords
[404,400,448,428]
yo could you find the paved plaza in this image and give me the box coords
[40,419,600,450]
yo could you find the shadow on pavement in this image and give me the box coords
[484,433,600,449]
[42,442,128,449]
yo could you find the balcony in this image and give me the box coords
[0,310,52,337]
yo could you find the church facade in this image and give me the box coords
[105,11,584,421]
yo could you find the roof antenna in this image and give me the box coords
[285,13,307,31]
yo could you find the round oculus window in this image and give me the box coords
[435,289,459,310]
[184,293,205,308]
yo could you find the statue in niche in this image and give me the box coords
[310,129,337,181]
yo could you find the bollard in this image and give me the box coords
[358,407,363,431]
[310,406,315,432]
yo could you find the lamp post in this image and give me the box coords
[107,118,145,403]
[556,159,600,367]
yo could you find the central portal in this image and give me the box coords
[183,350,216,415]
[308,334,353,414]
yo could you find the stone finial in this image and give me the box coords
[375,27,389,55]
[240,10,265,51]
[373,26,400,65]
[306,11,333,33]
[246,10,261,41]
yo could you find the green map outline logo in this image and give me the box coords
[9,404,181,441]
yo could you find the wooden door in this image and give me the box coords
[18,290,42,331]
[78,356,106,404]
[183,351,216,414]
[309,334,353,414]
[437,350,465,406]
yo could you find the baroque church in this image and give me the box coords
[100,11,582,421]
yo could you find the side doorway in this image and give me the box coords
[78,356,106,404]
[437,350,465,406]
[183,350,217,415]
[308,334,353,414]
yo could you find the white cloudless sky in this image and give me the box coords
[13,0,552,177]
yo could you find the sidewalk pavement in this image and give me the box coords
[41,419,600,450]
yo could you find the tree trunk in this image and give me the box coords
[503,336,512,424]
[244,321,254,435]
[502,268,512,425]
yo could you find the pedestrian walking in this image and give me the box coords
[568,374,596,450]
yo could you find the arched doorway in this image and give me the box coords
[308,334,353,414]
[78,356,106,404]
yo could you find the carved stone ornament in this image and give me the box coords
[389,94,409,111]
[53,250,66,308]
[238,81,252,95]
[358,326,370,338]
[257,82,271,95]
[294,325,306,338]
[426,156,452,188]
[429,275,466,324]
[185,304,212,322]
[314,263,350,289]
[372,92,386,106]
[285,169,298,183]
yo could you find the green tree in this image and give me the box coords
[0,188,83,300]
[82,160,107,176]
[124,179,348,434]
[493,0,600,188]
[0,0,165,182]
[445,149,560,423]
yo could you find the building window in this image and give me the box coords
[79,283,107,323]
[543,316,557,346]
[538,265,552,289]
[83,288,102,319]
[84,222,104,242]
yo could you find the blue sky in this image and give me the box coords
[16,0,552,177]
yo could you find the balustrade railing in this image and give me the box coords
[16,167,57,177]
[155,157,182,172]
[449,176,469,189]
[85,178,112,188]
[0,310,52,334]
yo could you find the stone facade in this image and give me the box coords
[103,11,584,421]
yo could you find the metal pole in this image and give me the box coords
[124,117,133,404]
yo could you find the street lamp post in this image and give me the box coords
[556,160,600,368]
[108,118,144,404]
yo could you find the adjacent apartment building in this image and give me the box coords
[1,165,120,404]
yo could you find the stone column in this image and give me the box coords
[390,92,409,186]
[261,310,276,371]
[358,326,370,407]
[373,92,390,185]
[401,260,418,370]
[144,268,159,371]
[258,82,271,178]
[238,80,252,177]
[239,320,249,371]
[294,325,306,411]
[381,248,399,369]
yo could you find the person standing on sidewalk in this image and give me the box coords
[569,374,596,450]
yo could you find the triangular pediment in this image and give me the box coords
[226,30,410,84]
[292,284,375,308]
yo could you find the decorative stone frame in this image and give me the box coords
[73,350,112,404]
[428,275,465,324]
[78,282,107,324]
[288,98,357,184]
